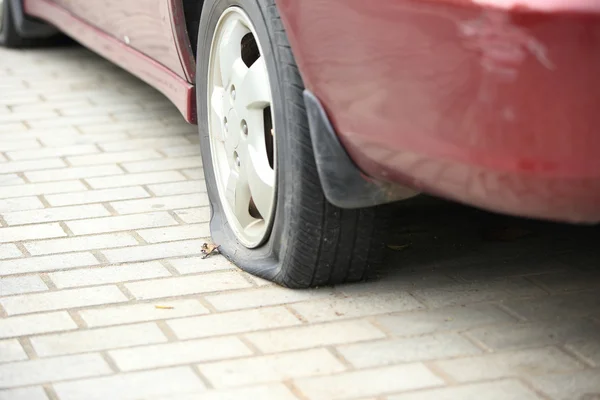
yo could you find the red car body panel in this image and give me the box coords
[24,0,197,123]
[276,0,600,223]
[23,0,600,223]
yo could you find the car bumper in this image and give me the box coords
[279,0,600,223]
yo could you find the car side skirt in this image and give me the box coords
[23,0,197,123]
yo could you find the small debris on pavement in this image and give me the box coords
[201,242,221,259]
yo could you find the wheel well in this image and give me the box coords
[181,0,204,58]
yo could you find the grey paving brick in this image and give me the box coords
[205,286,336,311]
[45,186,150,206]
[122,156,201,173]
[7,145,99,161]
[3,204,110,225]
[532,369,600,400]
[78,299,209,327]
[86,171,186,189]
[290,292,425,323]
[102,239,204,263]
[136,223,210,243]
[532,271,600,293]
[0,223,67,243]
[0,158,65,175]
[31,323,167,357]
[1,285,128,315]
[387,380,541,400]
[153,384,297,400]
[0,196,45,212]
[147,180,205,196]
[167,306,302,340]
[0,252,99,276]
[110,193,208,214]
[0,173,25,186]
[181,168,203,179]
[504,291,600,321]
[25,232,138,256]
[246,320,386,354]
[294,363,444,400]
[25,165,124,183]
[565,339,600,367]
[411,277,547,308]
[98,137,189,152]
[0,275,47,296]
[67,149,163,166]
[0,387,49,400]
[338,333,482,368]
[0,312,77,339]
[0,244,23,260]
[159,144,201,157]
[66,212,178,235]
[0,354,111,388]
[110,336,253,371]
[125,271,252,299]
[0,180,87,199]
[467,319,600,351]
[173,207,211,223]
[167,256,235,274]
[0,339,28,362]
[49,261,170,288]
[54,367,205,400]
[374,303,515,337]
[435,347,584,382]
[199,348,347,389]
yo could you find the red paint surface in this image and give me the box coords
[50,0,191,81]
[23,0,600,223]
[276,0,600,223]
[25,0,196,123]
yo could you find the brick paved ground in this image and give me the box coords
[1,45,600,400]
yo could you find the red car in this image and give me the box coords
[1,0,599,287]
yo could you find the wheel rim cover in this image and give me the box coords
[207,6,277,248]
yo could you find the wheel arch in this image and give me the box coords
[181,0,205,59]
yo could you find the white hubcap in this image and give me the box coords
[208,7,277,248]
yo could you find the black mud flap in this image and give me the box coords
[303,90,416,209]
[10,0,57,39]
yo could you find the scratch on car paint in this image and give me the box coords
[460,10,554,76]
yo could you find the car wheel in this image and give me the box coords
[196,0,391,288]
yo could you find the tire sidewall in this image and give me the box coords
[196,0,295,281]
[0,0,11,44]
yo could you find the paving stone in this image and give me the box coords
[199,348,347,389]
[54,367,205,400]
[387,380,541,400]
[338,333,482,368]
[79,298,210,327]
[435,347,584,382]
[294,363,444,400]
[168,306,301,340]
[110,336,253,371]
[374,303,515,337]
[532,369,600,400]
[31,323,167,356]
[0,354,111,388]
